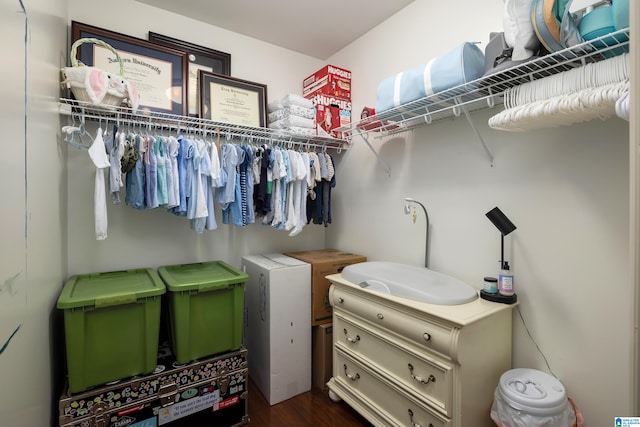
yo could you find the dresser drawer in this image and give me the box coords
[331,286,457,360]
[335,313,453,417]
[334,349,451,427]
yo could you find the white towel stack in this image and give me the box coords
[268,94,316,137]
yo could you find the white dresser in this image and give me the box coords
[326,273,516,427]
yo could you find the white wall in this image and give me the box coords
[327,0,632,425]
[0,0,67,426]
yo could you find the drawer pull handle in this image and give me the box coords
[423,332,431,342]
[377,313,384,320]
[408,364,436,385]
[343,364,360,382]
[408,409,434,427]
[343,328,360,344]
[338,297,344,304]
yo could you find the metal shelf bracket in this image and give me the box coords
[361,132,392,177]
[458,99,494,167]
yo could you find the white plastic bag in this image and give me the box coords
[490,391,577,427]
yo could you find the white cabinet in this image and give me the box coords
[326,273,516,427]
[242,254,312,405]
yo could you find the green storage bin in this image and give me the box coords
[157,261,248,364]
[56,268,165,394]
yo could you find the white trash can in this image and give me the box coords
[490,368,580,427]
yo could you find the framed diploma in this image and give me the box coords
[199,71,267,128]
[148,32,231,118]
[71,21,187,116]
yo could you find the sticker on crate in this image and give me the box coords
[213,396,240,412]
[63,380,162,418]
[113,413,156,427]
[157,391,220,425]
[107,403,157,427]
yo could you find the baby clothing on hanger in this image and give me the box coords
[205,139,220,230]
[216,142,241,211]
[125,134,146,210]
[172,136,192,216]
[81,119,337,237]
[289,152,310,237]
[188,139,209,233]
[88,127,111,240]
[307,153,336,227]
[164,136,179,209]
[104,125,122,205]
[155,137,168,206]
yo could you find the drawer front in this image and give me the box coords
[334,349,451,427]
[335,313,453,417]
[332,286,457,360]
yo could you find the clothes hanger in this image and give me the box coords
[489,54,630,131]
[63,110,92,149]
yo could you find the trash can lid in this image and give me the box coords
[497,368,568,416]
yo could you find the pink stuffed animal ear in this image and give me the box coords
[84,68,108,105]
[126,82,139,111]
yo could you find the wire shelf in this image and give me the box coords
[58,98,350,152]
[338,28,630,140]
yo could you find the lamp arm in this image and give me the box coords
[501,233,505,269]
[405,198,430,268]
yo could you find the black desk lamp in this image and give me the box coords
[486,207,517,270]
[483,207,517,304]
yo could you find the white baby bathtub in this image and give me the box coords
[341,261,478,305]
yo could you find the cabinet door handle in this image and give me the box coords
[343,364,360,382]
[408,409,434,427]
[408,364,436,385]
[343,328,360,344]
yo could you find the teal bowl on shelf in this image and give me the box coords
[580,5,615,40]
[580,5,627,57]
[613,0,629,31]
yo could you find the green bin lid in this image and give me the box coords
[57,268,166,309]
[157,261,248,292]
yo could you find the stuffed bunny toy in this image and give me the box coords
[61,66,139,111]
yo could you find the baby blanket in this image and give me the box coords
[376,42,485,112]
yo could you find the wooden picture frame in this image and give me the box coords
[71,21,187,116]
[199,70,267,128]
[148,32,231,117]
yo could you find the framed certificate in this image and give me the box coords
[71,21,187,116]
[148,32,231,118]
[199,71,267,128]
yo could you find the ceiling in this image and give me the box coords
[135,0,414,59]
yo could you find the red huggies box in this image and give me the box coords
[303,65,352,100]
[307,94,352,139]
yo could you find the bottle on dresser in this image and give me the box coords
[498,261,514,296]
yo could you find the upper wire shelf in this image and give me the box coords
[338,28,630,140]
[58,97,350,152]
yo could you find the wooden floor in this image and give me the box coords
[247,379,372,426]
